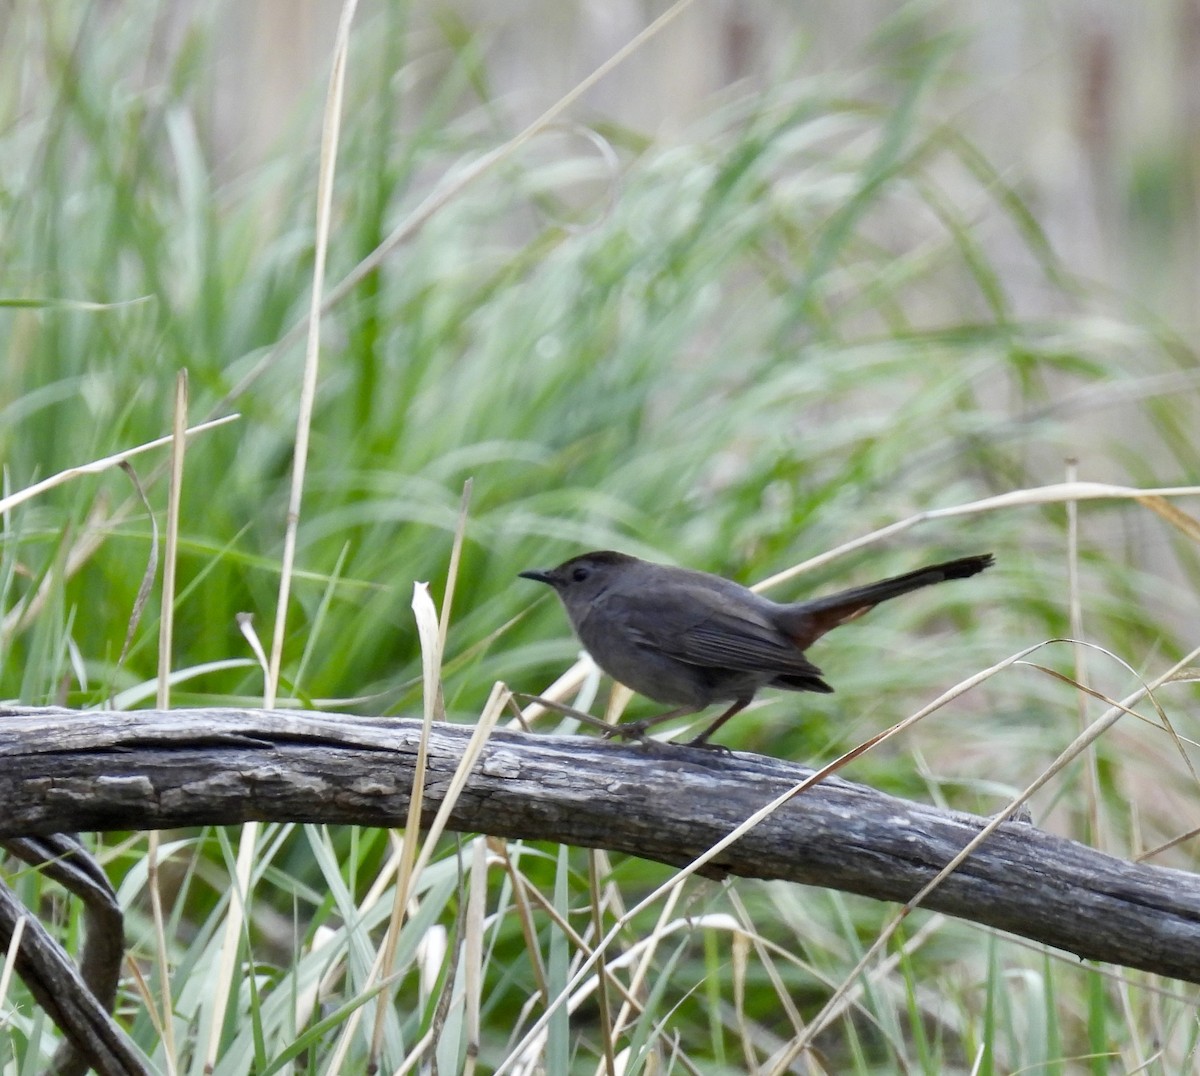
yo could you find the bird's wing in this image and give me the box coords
[610,586,824,678]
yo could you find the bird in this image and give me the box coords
[520,550,993,747]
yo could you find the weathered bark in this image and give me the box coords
[1,705,1199,988]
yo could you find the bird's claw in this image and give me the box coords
[604,720,650,744]
[684,737,733,755]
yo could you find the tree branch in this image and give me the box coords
[2,705,1199,986]
[0,833,148,1075]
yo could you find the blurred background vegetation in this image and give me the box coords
[2,1,1199,1072]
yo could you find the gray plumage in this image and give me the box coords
[521,550,993,746]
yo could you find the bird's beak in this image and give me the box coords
[518,569,555,585]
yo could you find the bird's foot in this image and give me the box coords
[603,719,651,744]
[684,736,733,756]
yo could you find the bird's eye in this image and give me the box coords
[571,566,590,583]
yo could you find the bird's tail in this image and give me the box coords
[777,554,993,649]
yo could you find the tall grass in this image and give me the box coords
[2,4,1198,1072]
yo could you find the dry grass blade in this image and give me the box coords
[209,0,358,1065]
[439,478,473,657]
[1064,458,1104,846]
[531,122,623,234]
[0,915,26,1006]
[0,414,238,517]
[368,663,508,1065]
[463,836,487,1076]
[146,371,188,1076]
[588,850,618,1076]
[731,925,755,1073]
[113,461,158,675]
[156,372,188,708]
[413,684,507,869]
[424,912,460,1068]
[123,956,165,1040]
[1,494,109,643]
[0,295,152,312]
[490,839,550,1002]
[966,922,1198,1002]
[368,589,513,1064]
[0,412,238,647]
[367,579,443,1066]
[426,477,472,730]
[725,891,809,1045]
[1138,825,1200,862]
[235,613,270,683]
[754,480,1200,593]
[1021,661,1200,787]
[1136,494,1200,544]
[1164,666,1200,683]
[266,0,358,711]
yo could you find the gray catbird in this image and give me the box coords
[520,550,993,746]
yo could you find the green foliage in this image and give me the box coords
[2,4,1198,1073]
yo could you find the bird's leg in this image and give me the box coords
[516,694,704,746]
[686,699,751,748]
[604,706,696,743]
[513,693,624,735]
